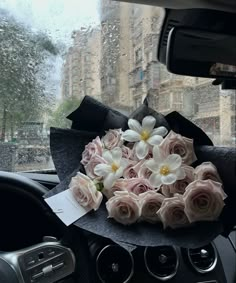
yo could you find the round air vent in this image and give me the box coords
[187,243,217,273]
[96,245,134,283]
[144,246,179,281]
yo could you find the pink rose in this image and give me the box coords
[102,178,127,199]
[81,136,103,166]
[159,130,197,165]
[161,185,172,197]
[106,191,140,225]
[140,191,165,223]
[183,180,227,223]
[126,177,154,195]
[121,145,133,159]
[123,160,144,179]
[145,149,153,160]
[157,195,189,229]
[102,129,123,150]
[162,165,194,196]
[85,154,107,179]
[70,172,103,211]
[138,164,152,179]
[194,162,222,183]
[123,162,138,179]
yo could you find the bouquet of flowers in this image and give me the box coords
[69,115,227,229]
[45,96,236,248]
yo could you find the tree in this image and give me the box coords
[47,97,81,129]
[0,9,58,141]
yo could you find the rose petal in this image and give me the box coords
[111,147,122,163]
[176,167,186,180]
[166,154,182,171]
[142,116,156,132]
[122,130,140,142]
[147,135,163,146]
[151,126,168,137]
[161,173,177,185]
[104,173,116,189]
[94,164,112,177]
[135,140,149,159]
[145,159,158,172]
[149,173,162,188]
[128,119,142,133]
[93,192,103,211]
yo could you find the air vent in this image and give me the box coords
[162,20,179,46]
[96,245,134,283]
[187,243,217,273]
[144,246,179,281]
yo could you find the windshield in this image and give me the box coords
[0,0,235,173]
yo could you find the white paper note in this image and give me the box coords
[45,189,91,226]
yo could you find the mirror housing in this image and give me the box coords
[166,27,236,80]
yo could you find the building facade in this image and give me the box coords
[60,28,101,101]
[61,0,235,146]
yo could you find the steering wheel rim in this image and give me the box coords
[0,171,77,283]
[0,170,49,196]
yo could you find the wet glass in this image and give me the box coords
[0,0,235,172]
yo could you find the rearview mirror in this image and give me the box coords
[167,28,236,80]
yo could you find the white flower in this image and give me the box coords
[145,146,186,188]
[122,116,168,159]
[94,147,129,189]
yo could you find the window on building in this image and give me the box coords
[159,92,170,111]
[159,64,170,82]
[151,17,159,32]
[135,47,142,64]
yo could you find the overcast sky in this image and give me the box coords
[0,0,100,44]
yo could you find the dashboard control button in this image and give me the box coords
[26,256,36,267]
[28,259,36,266]
[42,264,53,276]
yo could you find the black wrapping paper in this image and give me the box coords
[45,96,236,248]
[67,96,128,132]
[50,127,98,181]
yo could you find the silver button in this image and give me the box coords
[42,264,53,276]
[28,259,36,266]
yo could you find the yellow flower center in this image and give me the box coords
[160,165,170,176]
[140,130,150,141]
[111,163,119,172]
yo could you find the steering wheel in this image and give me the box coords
[0,171,87,283]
